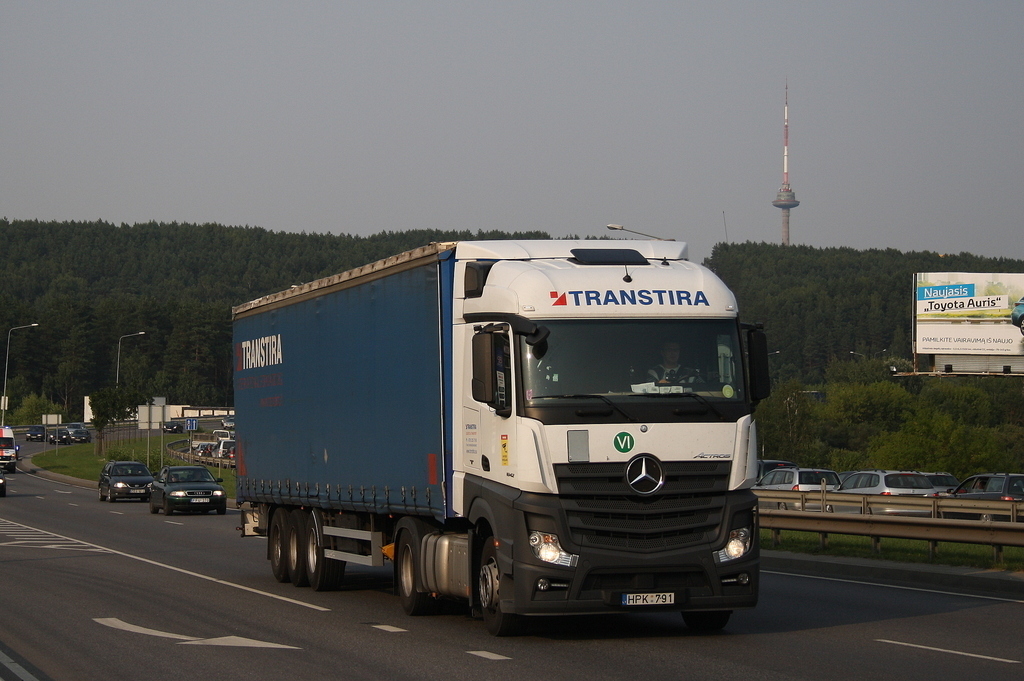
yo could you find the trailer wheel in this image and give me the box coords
[396,529,439,615]
[269,509,291,583]
[286,509,310,587]
[478,539,522,636]
[682,610,732,631]
[305,509,345,591]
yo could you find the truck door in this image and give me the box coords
[469,324,518,485]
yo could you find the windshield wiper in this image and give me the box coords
[636,391,725,420]
[533,394,639,422]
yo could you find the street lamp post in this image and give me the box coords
[116,331,146,385]
[3,323,40,427]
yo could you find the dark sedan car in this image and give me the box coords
[162,421,185,433]
[25,425,46,442]
[98,460,154,502]
[48,428,72,445]
[943,473,1024,521]
[149,465,227,515]
[67,426,91,443]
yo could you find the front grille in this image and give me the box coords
[185,490,213,497]
[554,461,730,553]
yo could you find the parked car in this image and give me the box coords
[922,472,959,494]
[25,425,46,442]
[98,461,154,502]
[757,459,798,480]
[67,426,91,444]
[221,415,235,429]
[212,429,233,441]
[48,428,72,445]
[831,470,936,515]
[756,467,841,510]
[0,469,6,497]
[943,473,1024,521]
[163,421,184,433]
[149,465,227,515]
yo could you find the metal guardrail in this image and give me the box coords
[754,489,1024,561]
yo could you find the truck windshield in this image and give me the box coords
[520,319,746,416]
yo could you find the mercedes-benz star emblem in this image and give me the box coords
[624,454,665,495]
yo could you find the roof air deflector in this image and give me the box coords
[569,248,649,266]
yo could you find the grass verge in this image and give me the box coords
[762,528,1024,573]
[30,438,237,497]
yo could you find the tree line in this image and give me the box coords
[4,220,1024,477]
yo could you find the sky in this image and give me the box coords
[2,1,1022,262]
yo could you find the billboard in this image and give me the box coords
[915,273,1024,356]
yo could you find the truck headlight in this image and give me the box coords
[716,527,752,563]
[529,531,578,567]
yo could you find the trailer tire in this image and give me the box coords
[682,610,732,631]
[269,509,291,583]
[286,509,310,587]
[478,540,522,636]
[305,509,345,591]
[396,529,439,615]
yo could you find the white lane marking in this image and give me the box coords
[110,511,123,515]
[876,639,1020,664]
[94,618,299,649]
[164,521,184,526]
[763,570,1024,604]
[54,490,72,494]
[180,636,298,648]
[95,618,197,640]
[0,647,43,681]
[0,517,329,611]
[467,651,511,660]
[372,625,407,633]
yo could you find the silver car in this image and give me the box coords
[832,470,936,515]
[756,467,841,510]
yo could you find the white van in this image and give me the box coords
[0,426,19,473]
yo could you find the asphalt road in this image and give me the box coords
[2,447,1023,680]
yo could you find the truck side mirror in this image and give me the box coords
[472,329,512,418]
[747,328,772,403]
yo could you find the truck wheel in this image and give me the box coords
[396,529,438,615]
[286,509,310,587]
[269,509,291,583]
[305,509,345,591]
[478,540,522,636]
[683,610,732,631]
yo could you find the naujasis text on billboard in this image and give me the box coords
[236,334,284,371]
[550,289,710,306]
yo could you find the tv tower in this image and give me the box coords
[771,83,799,245]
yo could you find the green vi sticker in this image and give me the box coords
[614,432,635,453]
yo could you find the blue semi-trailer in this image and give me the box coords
[233,240,771,635]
